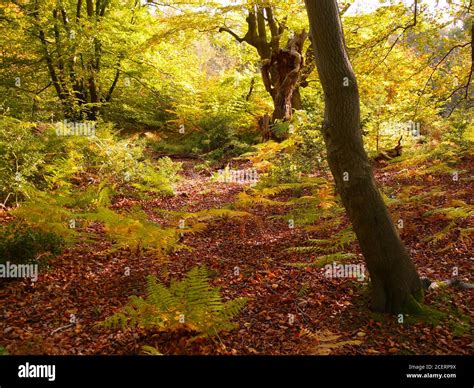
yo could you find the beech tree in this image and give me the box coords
[219,4,312,127]
[7,0,149,121]
[304,0,423,313]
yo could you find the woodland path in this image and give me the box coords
[0,157,472,355]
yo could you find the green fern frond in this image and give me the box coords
[307,239,331,245]
[330,228,357,251]
[297,282,310,298]
[313,253,357,267]
[459,227,474,243]
[424,204,473,219]
[84,207,179,254]
[141,345,163,355]
[98,267,247,338]
[234,192,286,208]
[286,252,357,268]
[286,228,355,255]
[285,245,321,254]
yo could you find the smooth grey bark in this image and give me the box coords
[304,0,422,313]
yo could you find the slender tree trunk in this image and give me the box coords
[304,0,423,313]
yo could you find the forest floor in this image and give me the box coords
[0,153,473,355]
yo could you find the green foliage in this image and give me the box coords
[1,0,161,122]
[141,345,163,355]
[84,207,179,255]
[0,117,46,203]
[265,154,302,184]
[271,121,291,140]
[285,245,321,254]
[272,185,343,228]
[312,253,358,267]
[11,189,78,241]
[0,223,64,265]
[0,118,183,205]
[424,204,473,220]
[131,157,182,196]
[422,201,473,245]
[252,112,326,187]
[330,228,357,251]
[83,126,183,195]
[297,282,310,298]
[153,115,256,163]
[99,267,247,337]
[287,112,327,173]
[199,116,253,158]
[286,228,356,261]
[155,157,182,186]
[445,110,474,145]
[234,191,286,208]
[10,186,181,255]
[286,253,357,268]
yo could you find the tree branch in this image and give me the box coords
[414,41,471,117]
[218,27,245,43]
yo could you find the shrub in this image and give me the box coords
[0,117,45,204]
[257,113,326,186]
[0,223,64,265]
[0,118,183,204]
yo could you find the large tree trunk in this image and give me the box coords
[304,0,423,313]
[262,31,307,125]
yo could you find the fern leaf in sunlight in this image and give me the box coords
[98,267,247,338]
